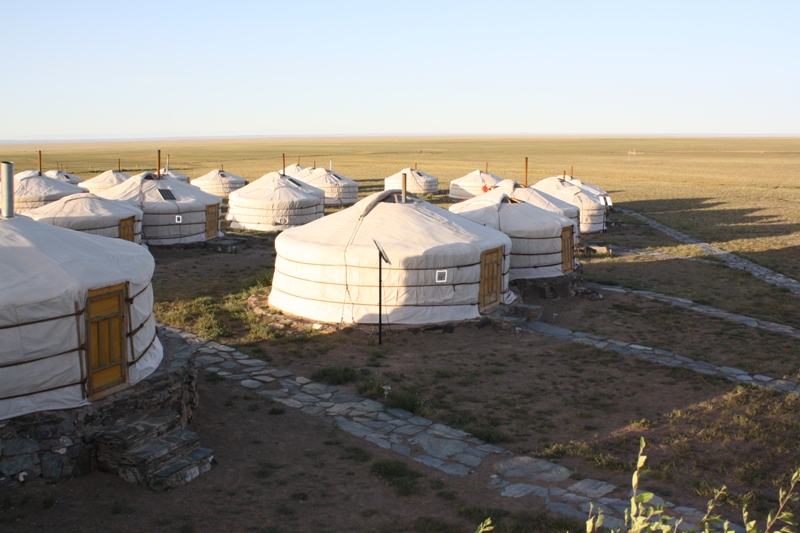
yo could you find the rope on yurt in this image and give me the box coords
[130,329,158,366]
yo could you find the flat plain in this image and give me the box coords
[1,136,799,533]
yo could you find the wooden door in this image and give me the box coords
[561,226,575,274]
[205,204,219,240]
[85,283,129,399]
[118,216,135,242]
[479,247,503,312]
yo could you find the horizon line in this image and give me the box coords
[1,132,799,145]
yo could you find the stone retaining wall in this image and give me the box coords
[0,331,196,490]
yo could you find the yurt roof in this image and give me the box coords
[449,189,572,238]
[495,179,580,218]
[43,169,84,184]
[385,168,439,188]
[233,171,325,199]
[282,163,306,176]
[82,169,131,188]
[230,181,321,208]
[293,167,358,186]
[23,192,144,228]
[97,172,222,209]
[565,177,607,195]
[11,173,85,200]
[275,190,511,270]
[452,170,503,188]
[159,168,191,181]
[192,169,247,186]
[0,216,154,314]
[533,177,605,209]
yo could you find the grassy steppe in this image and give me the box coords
[4,135,799,274]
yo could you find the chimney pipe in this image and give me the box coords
[2,161,14,218]
[166,154,170,172]
[401,172,407,204]
[524,157,528,187]
[38,150,42,176]
[157,150,161,179]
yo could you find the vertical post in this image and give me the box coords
[313,161,316,168]
[570,165,573,178]
[167,154,170,172]
[524,157,528,187]
[1,161,14,218]
[297,156,300,165]
[562,170,566,180]
[378,251,382,345]
[157,150,161,179]
[118,158,121,172]
[329,159,332,170]
[38,150,42,175]
[221,163,224,171]
[414,163,417,170]
[282,153,286,174]
[401,172,407,204]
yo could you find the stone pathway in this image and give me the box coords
[158,323,746,531]
[617,208,800,295]
[525,316,800,395]
[586,283,800,341]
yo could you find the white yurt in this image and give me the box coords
[24,193,145,244]
[293,167,359,206]
[98,172,222,245]
[449,170,503,199]
[533,177,606,233]
[191,170,246,198]
[564,177,613,208]
[449,189,576,280]
[8,172,85,213]
[227,182,323,231]
[0,216,162,420]
[159,168,191,182]
[232,172,325,215]
[384,168,439,195]
[494,179,581,237]
[44,169,84,184]
[80,169,131,194]
[281,163,306,177]
[269,190,513,325]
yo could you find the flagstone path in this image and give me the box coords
[617,208,800,295]
[160,322,766,532]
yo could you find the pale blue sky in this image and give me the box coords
[2,0,798,140]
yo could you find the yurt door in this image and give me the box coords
[119,216,135,242]
[85,283,129,399]
[561,226,575,274]
[205,205,219,240]
[479,247,503,312]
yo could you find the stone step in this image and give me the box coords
[95,408,183,452]
[106,428,200,473]
[145,447,215,492]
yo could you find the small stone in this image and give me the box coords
[495,456,573,482]
[219,361,239,370]
[501,483,549,498]
[3,438,39,456]
[420,437,469,459]
[413,455,444,468]
[295,377,312,385]
[253,375,275,383]
[392,445,411,457]
[546,502,587,519]
[365,436,391,449]
[453,453,483,467]
[270,370,294,378]
[568,478,618,499]
[436,463,471,477]
[240,380,262,389]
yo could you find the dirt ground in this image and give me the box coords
[3,219,799,532]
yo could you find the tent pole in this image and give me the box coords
[38,150,42,176]
[570,165,573,178]
[378,250,382,345]
[524,157,528,187]
[118,158,121,172]
[157,150,161,179]
[1,161,14,218]
[167,154,170,172]
[485,162,488,173]
[401,172,407,204]
[282,153,286,175]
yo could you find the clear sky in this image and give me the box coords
[2,0,798,140]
